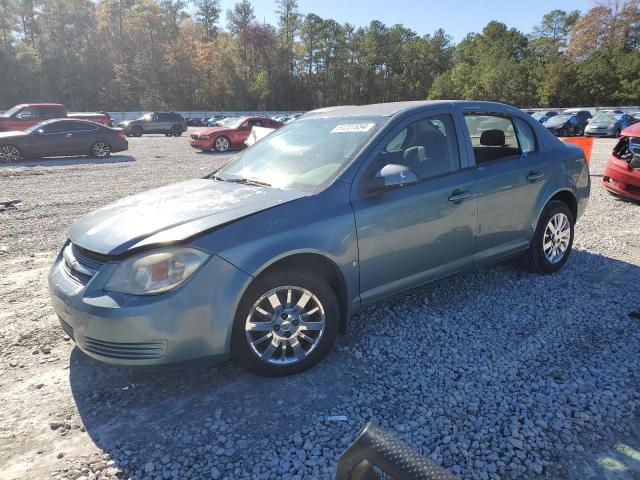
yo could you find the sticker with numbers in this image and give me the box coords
[331,123,375,133]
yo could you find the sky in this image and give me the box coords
[218,0,595,42]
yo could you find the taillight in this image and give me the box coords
[117,130,125,140]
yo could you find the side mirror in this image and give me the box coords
[362,164,418,195]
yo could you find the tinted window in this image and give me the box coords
[378,114,460,180]
[158,113,170,121]
[69,121,98,131]
[39,106,64,118]
[248,119,264,127]
[464,114,521,164]
[513,117,536,154]
[42,122,69,133]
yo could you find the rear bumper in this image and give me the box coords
[111,139,128,153]
[603,156,640,201]
[48,248,251,366]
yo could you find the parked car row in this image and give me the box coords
[525,108,640,138]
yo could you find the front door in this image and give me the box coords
[351,112,478,303]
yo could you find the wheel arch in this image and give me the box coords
[531,187,578,235]
[245,251,350,334]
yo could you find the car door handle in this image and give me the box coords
[526,170,544,182]
[448,190,475,203]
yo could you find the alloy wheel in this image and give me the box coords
[245,286,326,365]
[92,142,111,158]
[543,213,571,263]
[215,137,229,152]
[0,145,21,163]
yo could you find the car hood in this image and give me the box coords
[69,179,307,256]
[587,122,614,128]
[0,130,29,139]
[196,126,232,136]
[622,122,640,137]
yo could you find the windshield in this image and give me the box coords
[592,112,619,123]
[546,115,571,126]
[1,105,23,118]
[24,120,50,133]
[218,117,243,129]
[215,116,384,191]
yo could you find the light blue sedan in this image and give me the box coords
[49,101,590,376]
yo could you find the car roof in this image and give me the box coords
[301,100,525,119]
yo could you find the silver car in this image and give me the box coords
[49,101,590,376]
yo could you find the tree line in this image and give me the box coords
[0,0,638,111]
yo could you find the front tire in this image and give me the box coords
[521,200,574,274]
[232,270,339,376]
[90,141,111,158]
[213,136,230,152]
[0,144,23,163]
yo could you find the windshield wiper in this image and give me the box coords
[213,175,271,187]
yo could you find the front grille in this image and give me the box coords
[62,243,108,285]
[59,317,75,341]
[83,336,167,360]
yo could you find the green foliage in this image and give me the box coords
[0,1,638,110]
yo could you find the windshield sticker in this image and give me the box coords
[331,123,375,133]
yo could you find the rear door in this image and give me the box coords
[462,112,547,265]
[351,110,478,302]
[38,105,65,121]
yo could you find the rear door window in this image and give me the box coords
[39,106,64,118]
[513,117,536,154]
[464,114,521,165]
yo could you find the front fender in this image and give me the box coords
[190,181,360,317]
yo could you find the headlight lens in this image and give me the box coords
[105,247,210,295]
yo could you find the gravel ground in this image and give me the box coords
[0,134,639,480]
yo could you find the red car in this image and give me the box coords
[189,116,283,152]
[603,122,640,202]
[0,103,109,131]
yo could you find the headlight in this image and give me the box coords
[105,247,210,295]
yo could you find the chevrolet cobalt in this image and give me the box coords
[49,101,590,376]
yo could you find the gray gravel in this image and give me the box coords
[0,135,639,480]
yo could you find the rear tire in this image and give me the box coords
[231,269,339,376]
[0,144,23,163]
[90,141,111,158]
[520,200,574,274]
[131,126,143,137]
[171,125,183,137]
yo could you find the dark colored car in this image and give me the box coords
[530,111,558,124]
[0,119,127,163]
[49,101,589,376]
[603,122,640,201]
[187,117,205,127]
[118,112,187,137]
[189,116,283,152]
[544,114,589,136]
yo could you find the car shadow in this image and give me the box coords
[68,248,640,476]
[1,155,135,168]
